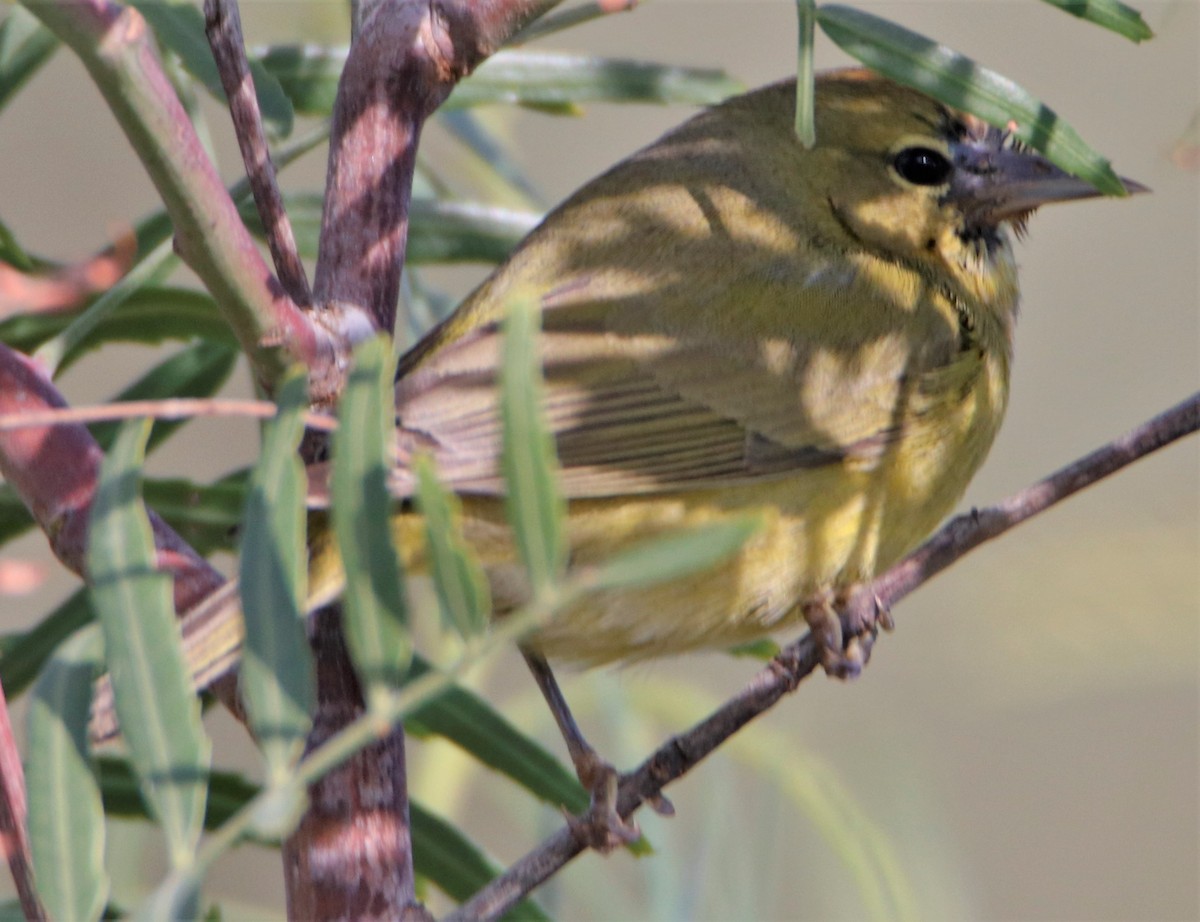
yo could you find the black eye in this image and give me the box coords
[893,146,953,186]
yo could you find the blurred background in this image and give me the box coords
[1,1,1196,919]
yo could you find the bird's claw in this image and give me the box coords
[803,592,881,680]
[565,761,641,852]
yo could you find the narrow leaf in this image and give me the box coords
[817,5,1127,194]
[448,51,743,110]
[412,804,551,921]
[145,475,247,554]
[131,1,293,137]
[1038,0,1153,42]
[404,659,587,812]
[588,516,764,592]
[500,295,566,596]
[794,0,817,147]
[97,757,257,833]
[26,627,107,922]
[0,487,33,548]
[0,286,233,361]
[134,871,200,922]
[332,336,411,704]
[0,6,58,114]
[439,109,543,210]
[0,590,92,698]
[238,369,313,780]
[88,419,210,868]
[0,217,36,271]
[258,45,741,116]
[412,455,491,638]
[238,193,539,265]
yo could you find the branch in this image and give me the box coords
[0,232,135,317]
[447,389,1200,921]
[0,680,44,921]
[21,0,325,390]
[281,3,565,917]
[203,0,311,308]
[0,343,239,714]
[311,0,560,334]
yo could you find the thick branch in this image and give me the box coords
[311,0,560,333]
[448,389,1200,921]
[22,0,324,390]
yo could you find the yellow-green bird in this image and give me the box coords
[95,68,1141,747]
[363,68,1138,671]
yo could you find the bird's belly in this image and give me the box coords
[454,461,967,666]
[436,365,1007,666]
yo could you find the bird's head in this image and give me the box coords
[775,69,1144,303]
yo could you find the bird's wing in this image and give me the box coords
[387,258,964,500]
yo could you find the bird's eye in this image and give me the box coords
[893,147,953,186]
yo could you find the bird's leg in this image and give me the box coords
[520,648,644,851]
[801,589,882,680]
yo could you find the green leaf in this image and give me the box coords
[132,1,293,137]
[448,51,743,110]
[26,626,108,922]
[500,295,566,597]
[412,455,491,639]
[255,44,342,115]
[404,659,587,813]
[794,0,816,147]
[0,589,92,698]
[0,216,36,271]
[88,419,210,869]
[238,369,313,781]
[412,804,550,921]
[409,200,542,265]
[726,638,782,660]
[588,516,763,592]
[1038,0,1153,42]
[89,341,238,454]
[0,285,233,361]
[438,110,544,211]
[332,337,412,704]
[816,5,1127,195]
[0,486,33,549]
[0,6,58,114]
[239,193,539,265]
[259,45,741,116]
[144,475,247,555]
[97,757,257,833]
[134,871,201,922]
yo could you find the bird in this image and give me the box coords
[370,67,1139,673]
[95,67,1142,844]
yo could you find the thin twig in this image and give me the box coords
[510,0,637,45]
[0,681,45,921]
[446,389,1200,921]
[0,397,337,433]
[204,0,311,307]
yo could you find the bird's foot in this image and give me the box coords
[565,753,642,852]
[803,590,883,679]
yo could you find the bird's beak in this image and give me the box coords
[947,140,1148,227]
